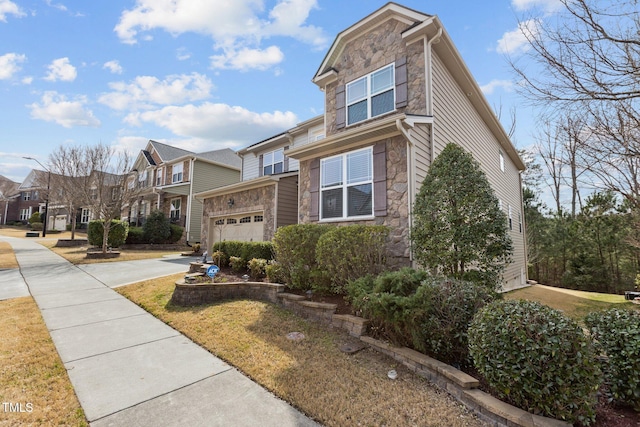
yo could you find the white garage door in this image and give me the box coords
[211,213,264,243]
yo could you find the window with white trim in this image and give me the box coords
[508,205,513,230]
[19,208,30,221]
[172,163,183,183]
[156,168,163,186]
[22,192,30,201]
[254,215,263,222]
[347,63,395,125]
[320,147,373,220]
[81,208,90,223]
[239,216,251,223]
[170,198,181,220]
[499,150,505,172]
[263,148,284,175]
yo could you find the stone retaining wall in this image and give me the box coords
[54,238,88,247]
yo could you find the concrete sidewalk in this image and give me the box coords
[2,237,319,426]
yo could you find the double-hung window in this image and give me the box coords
[81,208,90,223]
[320,147,373,220]
[172,163,183,183]
[347,64,395,125]
[156,168,163,186]
[263,149,284,175]
[170,198,181,220]
[22,192,30,201]
[19,208,30,221]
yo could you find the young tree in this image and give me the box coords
[411,143,513,290]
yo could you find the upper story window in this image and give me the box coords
[156,168,163,186]
[347,64,395,126]
[172,163,183,183]
[22,192,30,201]
[263,148,284,175]
[499,150,505,172]
[138,170,148,188]
[320,147,373,220]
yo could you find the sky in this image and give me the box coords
[0,0,562,183]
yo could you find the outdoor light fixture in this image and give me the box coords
[227,198,234,208]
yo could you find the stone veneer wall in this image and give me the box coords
[324,19,426,137]
[200,184,276,250]
[298,135,410,265]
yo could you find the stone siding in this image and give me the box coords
[298,135,410,265]
[201,184,276,250]
[325,19,426,136]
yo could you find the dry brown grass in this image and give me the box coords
[0,242,18,269]
[0,226,82,240]
[117,274,485,427]
[38,241,182,265]
[504,284,639,320]
[0,297,87,426]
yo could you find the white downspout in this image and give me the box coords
[426,29,442,164]
[187,157,195,242]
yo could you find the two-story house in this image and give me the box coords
[0,174,20,225]
[197,116,324,246]
[125,140,241,244]
[198,3,527,291]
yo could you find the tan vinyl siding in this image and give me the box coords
[276,175,298,228]
[189,161,241,242]
[431,52,526,291]
[242,154,260,181]
[411,122,431,205]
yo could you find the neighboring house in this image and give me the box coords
[124,140,241,243]
[0,174,20,225]
[13,169,52,226]
[198,116,324,247]
[284,2,527,291]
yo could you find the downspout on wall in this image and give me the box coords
[186,157,196,244]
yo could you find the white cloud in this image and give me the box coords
[103,60,123,74]
[29,91,100,128]
[0,52,26,79]
[496,19,539,55]
[210,46,284,71]
[176,47,191,61]
[44,57,77,82]
[124,102,298,145]
[511,0,563,12]
[114,0,327,70]
[98,72,213,111]
[480,79,514,95]
[44,0,67,12]
[0,0,24,22]
[21,76,33,84]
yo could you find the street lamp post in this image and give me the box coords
[23,157,50,237]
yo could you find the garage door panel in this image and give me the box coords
[211,213,264,243]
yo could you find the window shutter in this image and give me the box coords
[309,158,320,221]
[395,56,408,109]
[335,84,346,129]
[258,154,264,177]
[373,142,387,216]
[283,146,289,172]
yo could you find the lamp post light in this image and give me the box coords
[23,157,50,237]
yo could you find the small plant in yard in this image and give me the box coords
[265,260,286,283]
[211,250,227,267]
[585,308,640,411]
[469,299,601,425]
[229,256,244,273]
[248,258,267,280]
[191,243,201,253]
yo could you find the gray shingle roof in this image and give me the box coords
[196,148,242,169]
[149,140,194,162]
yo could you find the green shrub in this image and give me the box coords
[30,222,43,231]
[469,300,600,425]
[88,220,129,248]
[229,256,245,273]
[211,250,227,268]
[273,224,334,291]
[248,258,267,280]
[125,226,145,244]
[143,210,171,244]
[348,269,494,364]
[585,308,640,410]
[167,224,183,243]
[212,241,274,264]
[265,260,286,283]
[316,225,389,294]
[28,211,41,224]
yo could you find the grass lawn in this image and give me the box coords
[0,241,19,269]
[117,274,486,427]
[504,284,639,320]
[0,297,87,426]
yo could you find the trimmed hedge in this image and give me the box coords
[212,240,274,265]
[273,224,334,291]
[125,226,145,244]
[469,300,600,425]
[143,210,171,243]
[168,224,183,243]
[348,268,495,365]
[316,225,389,294]
[585,308,640,410]
[88,220,129,248]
